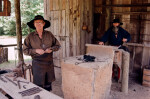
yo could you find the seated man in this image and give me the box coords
[99,18,131,50]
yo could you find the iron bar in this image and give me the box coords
[4,76,17,86]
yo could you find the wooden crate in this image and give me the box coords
[143,68,150,87]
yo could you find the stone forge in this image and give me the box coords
[61,45,114,99]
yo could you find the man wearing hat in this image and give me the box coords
[23,15,61,91]
[99,18,131,46]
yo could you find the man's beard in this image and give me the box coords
[112,26,119,34]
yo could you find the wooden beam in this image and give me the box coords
[96,3,150,7]
[112,11,150,15]
[14,0,24,63]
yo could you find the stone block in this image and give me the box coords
[61,45,114,99]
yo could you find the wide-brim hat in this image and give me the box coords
[112,19,123,25]
[27,15,51,29]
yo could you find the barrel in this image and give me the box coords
[143,68,150,87]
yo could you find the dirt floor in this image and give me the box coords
[0,36,150,99]
[52,67,150,99]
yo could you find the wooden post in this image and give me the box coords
[102,0,111,31]
[105,0,111,31]
[14,0,24,63]
[121,51,130,94]
[0,0,2,12]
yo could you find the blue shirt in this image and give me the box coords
[100,26,131,46]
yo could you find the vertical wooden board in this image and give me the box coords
[142,47,150,68]
[53,0,59,10]
[72,0,77,56]
[69,0,73,9]
[44,0,47,15]
[44,0,52,32]
[53,11,60,36]
[62,0,66,10]
[145,14,150,44]
[88,0,93,44]
[61,10,66,37]
[80,0,86,55]
[130,15,139,43]
[112,0,122,13]
[59,0,66,10]
[84,0,89,44]
[60,10,66,59]
[111,0,116,13]
[53,11,61,67]
[134,46,143,72]
[66,0,70,57]
[122,15,130,31]
[122,0,131,12]
[59,0,62,10]
[140,15,146,44]
[65,0,70,36]
[76,0,81,55]
[69,0,73,56]
[87,0,93,44]
[148,0,150,11]
[50,0,53,11]
[131,0,147,12]
[117,0,122,13]
[96,0,101,5]
[49,12,54,34]
[86,0,90,44]
[54,35,61,67]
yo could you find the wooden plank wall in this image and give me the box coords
[44,0,93,67]
[93,0,150,74]
[111,0,150,74]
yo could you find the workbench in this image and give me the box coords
[0,73,63,99]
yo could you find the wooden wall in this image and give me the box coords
[93,0,150,75]
[43,0,150,75]
[44,0,93,67]
[111,0,150,74]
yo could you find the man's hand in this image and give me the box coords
[99,42,104,45]
[45,48,53,53]
[122,38,127,43]
[35,49,45,55]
